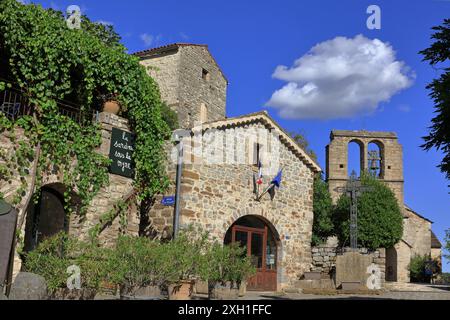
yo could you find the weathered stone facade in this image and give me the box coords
[137,44,228,129]
[326,130,404,204]
[1,112,137,279]
[311,246,386,288]
[146,112,321,290]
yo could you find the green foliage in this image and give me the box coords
[408,254,440,283]
[441,273,450,284]
[0,0,170,215]
[24,226,257,294]
[312,175,334,245]
[160,101,179,131]
[289,130,317,161]
[105,236,167,294]
[199,242,255,286]
[160,227,210,283]
[419,19,450,188]
[333,173,403,250]
[24,232,112,292]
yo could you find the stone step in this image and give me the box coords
[294,279,335,290]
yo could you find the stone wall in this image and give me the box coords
[139,44,228,129]
[311,246,386,287]
[403,208,432,257]
[0,112,136,279]
[326,130,404,205]
[146,120,316,290]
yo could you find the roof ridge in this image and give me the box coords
[132,43,208,57]
[193,111,322,173]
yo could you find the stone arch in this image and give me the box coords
[385,247,398,281]
[223,214,282,291]
[23,183,80,252]
[348,139,365,177]
[368,139,385,178]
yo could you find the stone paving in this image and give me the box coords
[242,283,450,300]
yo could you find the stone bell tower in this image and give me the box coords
[326,130,404,205]
[134,43,228,129]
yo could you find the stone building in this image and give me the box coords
[326,130,440,283]
[136,44,321,291]
[136,43,228,129]
[0,112,139,281]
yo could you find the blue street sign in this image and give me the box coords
[161,196,175,206]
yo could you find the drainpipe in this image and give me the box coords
[172,129,190,239]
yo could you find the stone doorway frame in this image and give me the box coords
[224,215,282,292]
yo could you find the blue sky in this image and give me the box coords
[30,0,449,270]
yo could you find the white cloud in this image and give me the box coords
[140,33,162,47]
[266,35,415,120]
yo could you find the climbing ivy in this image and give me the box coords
[0,1,170,215]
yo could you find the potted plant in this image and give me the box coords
[200,242,255,300]
[162,228,209,300]
[104,236,165,299]
[99,92,121,115]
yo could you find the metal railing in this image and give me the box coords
[0,79,90,123]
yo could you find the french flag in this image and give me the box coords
[256,160,263,185]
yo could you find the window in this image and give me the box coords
[253,143,262,166]
[202,68,210,81]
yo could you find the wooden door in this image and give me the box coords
[231,225,277,291]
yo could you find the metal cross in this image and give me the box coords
[335,170,373,250]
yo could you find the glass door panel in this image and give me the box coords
[250,232,263,269]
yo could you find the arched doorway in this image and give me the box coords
[224,215,280,291]
[386,247,398,281]
[23,184,69,252]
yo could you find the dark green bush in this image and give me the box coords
[24,232,112,292]
[24,226,258,294]
[408,254,441,283]
[312,175,334,245]
[333,173,403,250]
[105,236,167,294]
[199,242,255,286]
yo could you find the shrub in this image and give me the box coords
[24,233,112,292]
[199,242,255,286]
[408,254,441,283]
[105,236,167,294]
[160,227,210,284]
[409,254,430,283]
[312,175,334,245]
[333,173,403,250]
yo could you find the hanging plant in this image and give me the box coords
[0,0,170,218]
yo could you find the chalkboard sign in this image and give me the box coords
[109,128,135,178]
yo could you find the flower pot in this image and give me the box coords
[208,281,239,300]
[103,100,120,115]
[238,281,247,297]
[168,280,194,300]
[99,281,118,296]
[120,285,163,300]
[195,280,209,295]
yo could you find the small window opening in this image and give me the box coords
[202,68,210,81]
